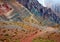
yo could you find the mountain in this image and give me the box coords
[0,0,60,26]
[9,1,58,26]
[17,0,60,24]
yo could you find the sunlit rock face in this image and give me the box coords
[44,0,60,17]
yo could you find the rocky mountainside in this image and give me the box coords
[0,0,60,26]
[17,0,60,24]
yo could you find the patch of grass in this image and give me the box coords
[32,37,55,42]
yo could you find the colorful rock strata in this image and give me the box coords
[0,0,60,42]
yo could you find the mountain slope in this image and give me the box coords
[0,0,59,26]
[17,0,60,25]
